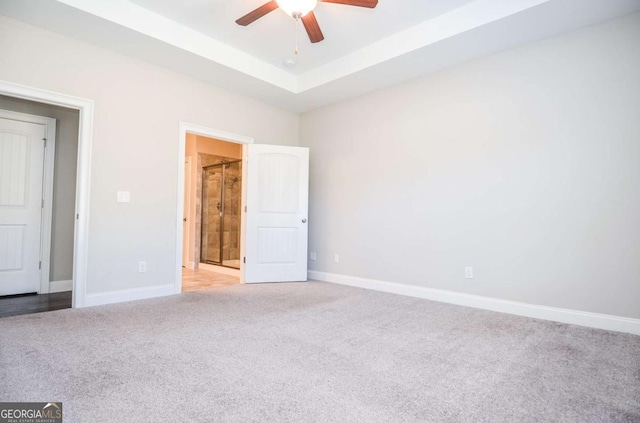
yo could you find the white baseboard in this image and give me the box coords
[83,284,175,307]
[49,279,73,293]
[308,270,640,336]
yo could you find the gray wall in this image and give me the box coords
[300,12,640,319]
[0,15,299,295]
[0,95,78,282]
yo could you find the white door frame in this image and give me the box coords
[0,109,56,294]
[175,123,253,294]
[0,80,94,308]
[182,156,192,268]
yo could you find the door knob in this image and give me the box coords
[302,218,307,223]
[183,218,187,222]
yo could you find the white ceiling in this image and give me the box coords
[1,0,640,112]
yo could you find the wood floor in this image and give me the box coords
[0,291,72,318]
[182,268,239,292]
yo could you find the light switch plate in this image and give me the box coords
[465,266,474,279]
[117,191,131,203]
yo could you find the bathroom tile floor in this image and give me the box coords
[182,268,239,292]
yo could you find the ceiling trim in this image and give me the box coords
[57,0,298,91]
[297,0,551,90]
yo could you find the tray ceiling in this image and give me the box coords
[1,0,639,111]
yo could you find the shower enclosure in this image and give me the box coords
[200,160,242,269]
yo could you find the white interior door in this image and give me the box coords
[182,157,191,268]
[245,144,309,283]
[0,117,46,295]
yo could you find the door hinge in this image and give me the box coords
[39,261,42,270]
[43,138,46,147]
[41,199,45,208]
[243,257,246,264]
[244,206,247,212]
[76,213,79,220]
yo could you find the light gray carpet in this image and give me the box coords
[1,282,639,422]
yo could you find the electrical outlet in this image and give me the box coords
[138,261,147,273]
[117,191,131,203]
[465,266,473,279]
[334,254,340,263]
[309,252,317,261]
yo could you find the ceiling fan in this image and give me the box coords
[236,0,379,44]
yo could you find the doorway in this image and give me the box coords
[175,123,310,295]
[0,96,79,316]
[0,81,93,309]
[180,130,247,292]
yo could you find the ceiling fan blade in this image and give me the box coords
[321,0,378,8]
[236,1,278,26]
[302,12,324,43]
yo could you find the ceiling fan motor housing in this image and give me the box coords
[276,0,318,18]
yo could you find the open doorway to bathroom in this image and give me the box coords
[182,133,242,292]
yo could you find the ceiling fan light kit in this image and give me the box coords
[276,0,318,18]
